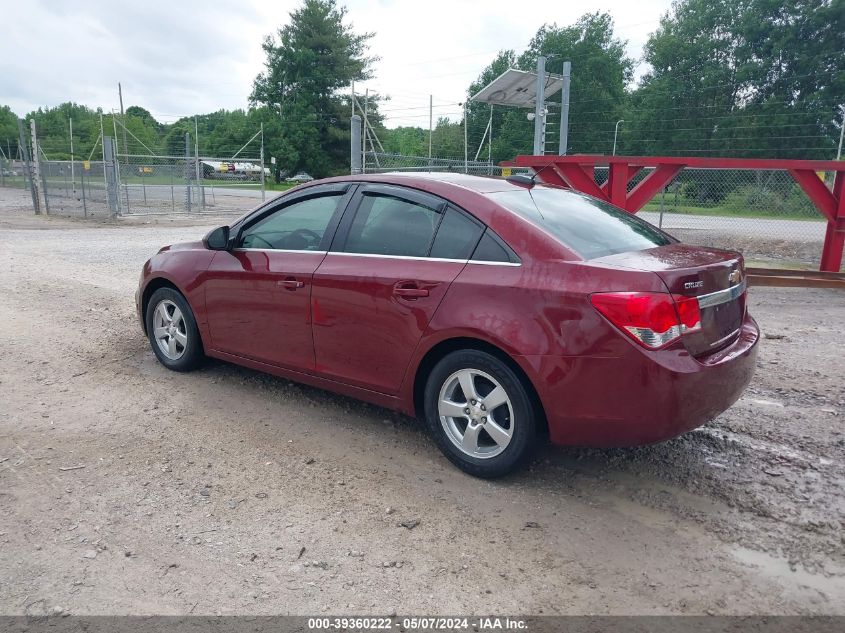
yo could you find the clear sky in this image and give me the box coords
[1,0,673,127]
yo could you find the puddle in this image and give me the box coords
[730,546,845,598]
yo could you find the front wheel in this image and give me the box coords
[145,287,204,372]
[424,349,537,478]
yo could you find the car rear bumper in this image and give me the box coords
[528,313,760,447]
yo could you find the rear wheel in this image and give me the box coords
[145,287,204,372]
[424,349,536,478]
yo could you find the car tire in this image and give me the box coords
[145,287,204,372]
[424,349,537,478]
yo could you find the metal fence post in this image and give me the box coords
[185,132,192,214]
[18,119,39,213]
[80,162,87,218]
[194,117,205,211]
[102,136,119,216]
[351,115,362,174]
[30,120,45,212]
[260,122,265,202]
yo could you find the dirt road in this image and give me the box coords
[1,188,843,616]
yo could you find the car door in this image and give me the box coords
[203,184,353,370]
[311,184,485,394]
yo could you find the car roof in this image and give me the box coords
[322,171,537,194]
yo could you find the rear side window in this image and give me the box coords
[429,208,484,259]
[343,193,439,257]
[471,230,516,263]
[490,188,673,259]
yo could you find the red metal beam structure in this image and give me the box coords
[512,155,845,272]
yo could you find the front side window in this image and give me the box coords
[239,194,342,251]
[490,187,673,259]
[343,193,440,257]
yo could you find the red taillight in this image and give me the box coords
[591,292,701,349]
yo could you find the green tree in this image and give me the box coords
[466,13,633,161]
[250,0,375,176]
[0,106,19,158]
[625,0,844,158]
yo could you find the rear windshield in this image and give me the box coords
[490,187,673,259]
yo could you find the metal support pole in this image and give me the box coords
[111,114,123,214]
[533,56,546,156]
[428,94,433,170]
[559,61,571,156]
[81,164,87,218]
[195,117,205,210]
[18,119,39,213]
[488,105,493,175]
[464,102,468,174]
[69,117,75,193]
[260,122,266,202]
[362,89,368,174]
[118,82,128,156]
[350,115,362,174]
[837,106,844,161]
[100,113,108,209]
[185,132,191,213]
[30,120,44,211]
[613,119,624,156]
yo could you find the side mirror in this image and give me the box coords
[203,225,230,250]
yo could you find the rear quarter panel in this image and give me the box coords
[397,257,669,411]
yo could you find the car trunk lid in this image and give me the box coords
[593,244,746,356]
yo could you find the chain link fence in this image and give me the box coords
[594,167,830,268]
[0,156,29,190]
[114,153,266,215]
[38,159,111,217]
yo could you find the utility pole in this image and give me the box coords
[69,117,75,192]
[558,61,571,156]
[118,83,128,156]
[533,56,546,156]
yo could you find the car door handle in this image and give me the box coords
[393,283,430,299]
[278,277,305,290]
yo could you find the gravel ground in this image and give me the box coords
[1,187,843,616]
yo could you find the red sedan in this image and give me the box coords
[136,173,759,477]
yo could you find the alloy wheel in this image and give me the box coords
[152,299,188,360]
[438,368,514,459]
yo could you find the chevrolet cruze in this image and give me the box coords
[137,173,759,477]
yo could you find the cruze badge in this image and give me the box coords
[684,280,704,289]
[729,269,742,285]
